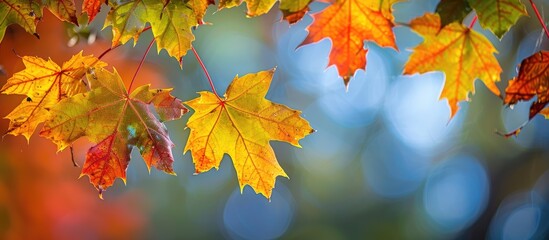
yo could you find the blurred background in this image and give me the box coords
[1,0,549,239]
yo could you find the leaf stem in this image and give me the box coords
[97,46,117,60]
[97,26,153,61]
[128,39,155,93]
[529,0,549,39]
[70,146,79,167]
[469,15,478,29]
[191,46,222,101]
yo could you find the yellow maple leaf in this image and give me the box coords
[1,52,106,140]
[184,69,314,199]
[188,0,215,23]
[403,13,502,119]
[219,0,312,22]
[219,0,277,17]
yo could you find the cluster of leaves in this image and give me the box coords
[0,0,315,199]
[1,0,548,199]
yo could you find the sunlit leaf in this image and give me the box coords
[1,52,106,140]
[40,67,187,198]
[105,0,202,62]
[187,0,215,24]
[300,0,402,86]
[184,69,314,199]
[505,51,549,119]
[104,0,147,47]
[219,0,277,17]
[403,13,502,119]
[82,0,103,23]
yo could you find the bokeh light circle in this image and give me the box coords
[223,186,294,239]
[362,133,431,198]
[384,74,462,153]
[423,155,489,233]
[317,48,388,127]
[501,205,541,240]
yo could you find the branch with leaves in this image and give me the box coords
[0,0,548,199]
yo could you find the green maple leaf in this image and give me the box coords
[436,0,472,27]
[469,0,527,38]
[436,0,527,38]
[280,0,311,24]
[105,0,211,62]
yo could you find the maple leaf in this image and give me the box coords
[219,0,277,17]
[1,52,107,140]
[145,0,199,61]
[219,0,310,22]
[105,0,201,62]
[436,0,472,27]
[187,0,215,24]
[104,0,147,47]
[403,13,502,119]
[435,0,527,39]
[184,69,314,199]
[279,0,311,24]
[82,0,103,23]
[40,67,187,198]
[504,51,549,119]
[300,0,401,86]
[0,0,41,43]
[44,0,78,25]
[468,0,527,39]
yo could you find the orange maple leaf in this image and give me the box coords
[505,51,549,119]
[300,0,401,86]
[403,13,502,119]
[184,69,314,199]
[82,0,103,23]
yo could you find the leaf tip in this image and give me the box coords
[495,126,522,138]
[69,16,79,27]
[343,76,351,89]
[23,133,32,145]
[98,189,104,200]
